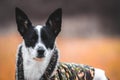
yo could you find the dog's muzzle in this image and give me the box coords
[33,47,45,61]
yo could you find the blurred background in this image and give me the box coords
[0,0,120,80]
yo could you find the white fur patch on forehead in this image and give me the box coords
[35,25,44,32]
[35,25,43,40]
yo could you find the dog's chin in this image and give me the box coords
[33,57,44,62]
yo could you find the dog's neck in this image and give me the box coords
[16,45,59,80]
[40,49,58,80]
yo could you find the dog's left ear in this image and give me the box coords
[46,8,62,36]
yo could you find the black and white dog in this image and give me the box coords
[15,7,109,80]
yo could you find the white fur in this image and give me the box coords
[21,25,55,80]
[93,68,108,80]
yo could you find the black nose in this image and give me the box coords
[37,48,45,58]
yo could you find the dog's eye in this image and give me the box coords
[26,40,32,43]
[25,36,37,43]
[31,39,35,42]
[31,33,38,42]
[42,33,48,41]
[41,32,48,41]
[25,38,37,47]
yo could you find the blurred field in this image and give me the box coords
[0,33,120,80]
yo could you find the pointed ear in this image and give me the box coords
[15,7,32,36]
[46,8,62,36]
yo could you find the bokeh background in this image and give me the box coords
[0,0,120,80]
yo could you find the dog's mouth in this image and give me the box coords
[33,58,44,61]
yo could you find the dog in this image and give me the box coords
[15,7,109,80]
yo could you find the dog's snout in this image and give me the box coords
[37,47,45,58]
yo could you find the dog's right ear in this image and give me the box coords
[15,7,32,36]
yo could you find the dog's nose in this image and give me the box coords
[37,47,45,58]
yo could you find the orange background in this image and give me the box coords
[0,0,120,80]
[0,33,120,80]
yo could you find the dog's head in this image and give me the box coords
[15,7,62,61]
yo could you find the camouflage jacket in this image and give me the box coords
[50,62,95,80]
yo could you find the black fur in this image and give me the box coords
[23,28,38,48]
[46,8,62,37]
[15,7,33,37]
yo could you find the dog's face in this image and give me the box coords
[15,8,62,61]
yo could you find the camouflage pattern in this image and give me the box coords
[51,62,95,80]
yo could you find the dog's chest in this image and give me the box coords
[23,61,42,80]
[23,58,49,80]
